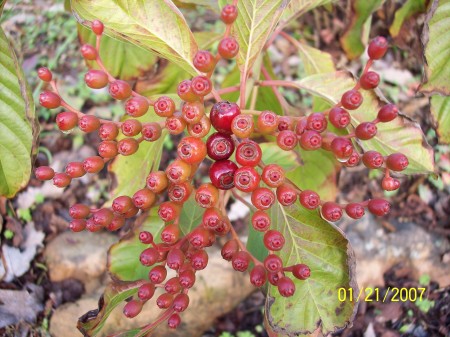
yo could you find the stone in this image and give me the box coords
[49,249,254,337]
[44,231,116,293]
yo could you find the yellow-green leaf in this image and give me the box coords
[430,95,450,143]
[71,0,199,75]
[389,0,427,38]
[280,0,337,27]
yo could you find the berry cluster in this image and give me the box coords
[35,8,408,332]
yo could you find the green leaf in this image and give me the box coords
[173,0,220,11]
[286,149,339,201]
[227,0,290,78]
[178,195,205,235]
[0,27,37,198]
[295,71,435,174]
[280,0,337,27]
[266,202,357,335]
[389,0,427,38]
[71,0,199,75]
[430,95,450,143]
[260,143,300,172]
[0,0,6,16]
[77,281,142,336]
[78,24,157,80]
[340,0,384,60]
[420,0,450,95]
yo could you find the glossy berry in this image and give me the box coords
[206,132,234,161]
[262,164,285,188]
[368,36,388,60]
[234,166,260,192]
[300,130,322,151]
[202,207,223,229]
[79,115,101,133]
[177,80,198,102]
[191,76,212,97]
[107,215,125,231]
[377,104,398,122]
[156,293,174,309]
[37,67,52,82]
[330,137,354,160]
[235,140,262,166]
[292,264,311,280]
[232,251,251,272]
[264,254,283,273]
[328,107,351,129]
[190,249,208,270]
[154,96,175,117]
[193,50,216,73]
[179,269,196,288]
[210,101,241,134]
[368,198,391,216]
[133,188,156,210]
[109,80,132,100]
[56,112,78,131]
[345,203,365,219]
[99,123,119,140]
[382,176,400,191]
[121,119,142,137]
[277,276,295,297]
[386,153,409,171]
[139,231,153,244]
[360,71,380,90]
[195,183,219,208]
[321,132,336,151]
[69,204,91,219]
[69,219,86,232]
[39,91,61,109]
[125,97,149,117]
[362,150,384,169]
[112,196,134,214]
[165,113,186,135]
[307,113,327,133]
[123,300,143,318]
[91,20,104,35]
[251,210,271,232]
[276,184,297,206]
[92,208,114,226]
[65,162,85,178]
[221,4,238,24]
[141,123,162,141]
[299,190,320,210]
[83,156,104,173]
[250,265,267,287]
[173,293,190,312]
[277,116,294,131]
[264,230,285,251]
[123,206,139,219]
[268,272,282,286]
[189,227,212,249]
[118,138,139,156]
[257,111,278,134]
[188,116,211,138]
[209,160,238,190]
[35,166,55,180]
[344,151,361,167]
[138,282,155,301]
[251,187,275,210]
[149,265,167,284]
[181,101,204,124]
[231,114,254,138]
[277,130,298,150]
[166,159,191,183]
[341,90,363,110]
[80,44,97,60]
[85,70,108,89]
[146,171,168,193]
[158,202,181,222]
[218,37,239,59]
[178,136,207,164]
[168,182,193,204]
[140,248,159,267]
[221,239,239,261]
[168,313,181,329]
[355,122,377,140]
[166,249,185,270]
[321,202,343,222]
[295,118,308,135]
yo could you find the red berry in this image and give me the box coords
[321,132,337,151]
[264,230,285,251]
[262,164,285,188]
[377,104,398,122]
[341,90,363,110]
[146,171,168,193]
[210,101,241,134]
[218,37,239,59]
[178,136,207,164]
[307,113,328,133]
[99,123,119,140]
[234,166,260,192]
[107,215,125,231]
[235,140,262,167]
[118,138,139,156]
[202,207,223,229]
[138,282,155,301]
[190,249,208,270]
[264,254,283,273]
[83,156,104,173]
[112,196,134,214]
[65,162,86,178]
[167,313,181,329]
[277,116,294,131]
[344,151,361,167]
[209,160,238,190]
[125,97,149,117]
[221,4,238,24]
[149,265,167,284]
[121,119,142,137]
[78,115,101,133]
[69,219,86,232]
[56,112,78,131]
[85,218,102,232]
[360,71,380,90]
[295,118,308,135]
[156,293,173,309]
[123,206,139,219]
[188,116,211,138]
[250,265,267,287]
[195,183,219,208]
[193,50,216,73]
[141,123,162,141]
[277,130,298,150]
[123,300,143,318]
[268,272,282,286]
[368,198,391,216]
[292,264,311,280]
[221,239,239,261]
[39,91,61,109]
[161,224,180,245]
[69,204,91,219]
[345,203,365,219]
[299,190,320,210]
[165,113,186,135]
[368,36,388,60]
[158,202,181,222]
[231,114,254,138]
[91,20,104,35]
[139,231,153,244]
[133,188,156,210]
[80,44,97,60]
[386,153,409,171]
[37,67,52,82]
[251,210,271,232]
[277,276,295,297]
[355,122,377,140]
[257,111,278,134]
[206,132,235,161]
[321,202,343,222]
[85,70,108,89]
[276,184,297,206]
[232,251,251,272]
[381,176,400,191]
[330,137,354,160]
[166,159,191,183]
[328,107,351,129]
[251,187,275,210]
[179,269,196,288]
[191,76,212,97]
[168,182,193,204]
[109,80,132,100]
[154,96,175,117]
[300,130,322,151]
[189,227,213,249]
[35,166,55,180]
[173,293,190,312]
[167,249,185,270]
[93,208,114,226]
[181,101,204,124]
[362,150,384,169]
[177,80,198,102]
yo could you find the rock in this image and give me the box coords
[44,231,116,293]
[50,249,254,337]
[344,215,450,287]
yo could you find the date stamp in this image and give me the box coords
[338,287,427,303]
